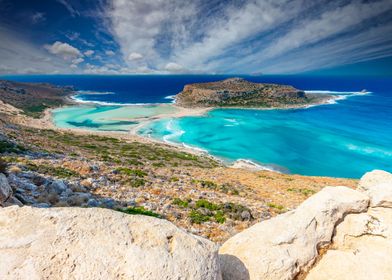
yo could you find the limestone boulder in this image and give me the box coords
[306,207,392,280]
[358,170,392,207]
[358,169,392,191]
[219,186,369,280]
[0,206,221,280]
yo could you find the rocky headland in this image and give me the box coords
[175,78,331,108]
[0,80,74,118]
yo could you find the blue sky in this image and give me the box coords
[0,0,391,75]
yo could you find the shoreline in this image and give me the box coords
[6,89,368,174]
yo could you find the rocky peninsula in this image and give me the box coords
[175,77,331,108]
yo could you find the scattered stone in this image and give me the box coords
[33,202,50,208]
[47,180,67,195]
[87,198,100,207]
[0,173,12,205]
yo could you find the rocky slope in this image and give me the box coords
[0,80,73,118]
[1,170,391,279]
[175,78,328,108]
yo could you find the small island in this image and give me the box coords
[175,78,330,108]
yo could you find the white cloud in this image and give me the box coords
[104,0,392,74]
[0,27,75,74]
[56,0,80,17]
[84,50,95,57]
[31,12,46,24]
[44,41,82,59]
[71,57,84,65]
[65,31,80,41]
[164,62,184,72]
[105,50,115,56]
[128,52,143,61]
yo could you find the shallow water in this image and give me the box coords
[8,75,392,178]
[53,105,178,132]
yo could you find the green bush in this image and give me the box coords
[214,211,226,224]
[195,199,220,211]
[172,198,190,208]
[116,167,147,177]
[26,162,78,178]
[189,210,210,224]
[117,206,161,218]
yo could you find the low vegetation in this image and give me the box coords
[173,197,252,224]
[26,162,79,178]
[287,188,316,196]
[117,206,161,218]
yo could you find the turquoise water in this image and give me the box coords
[9,75,392,178]
[53,105,178,132]
[139,93,392,178]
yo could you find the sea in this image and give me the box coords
[4,74,392,178]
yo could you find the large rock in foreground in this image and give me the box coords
[0,206,221,280]
[219,186,369,280]
[306,207,392,280]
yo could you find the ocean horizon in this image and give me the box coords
[5,74,392,178]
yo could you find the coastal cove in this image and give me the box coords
[6,75,392,178]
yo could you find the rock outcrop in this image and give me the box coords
[174,78,318,108]
[219,186,369,280]
[0,206,221,280]
[219,169,392,280]
[306,207,392,280]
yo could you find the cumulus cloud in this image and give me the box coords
[164,62,184,72]
[84,50,95,57]
[128,52,143,61]
[105,50,115,56]
[44,41,82,59]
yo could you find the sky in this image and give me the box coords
[0,0,391,75]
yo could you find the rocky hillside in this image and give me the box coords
[1,170,391,279]
[175,78,327,108]
[0,80,73,118]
